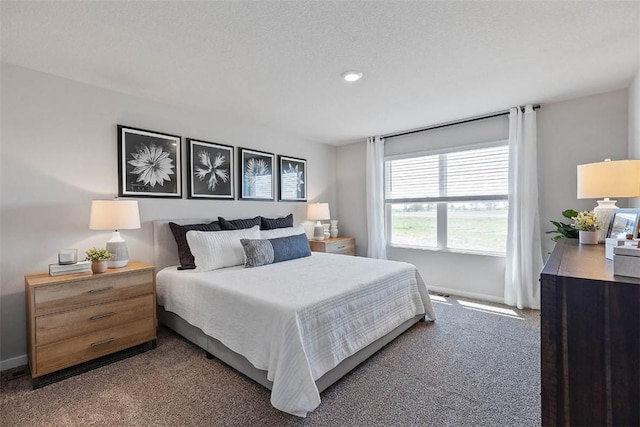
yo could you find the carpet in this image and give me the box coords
[0,295,540,426]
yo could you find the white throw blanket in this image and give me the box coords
[157,253,435,416]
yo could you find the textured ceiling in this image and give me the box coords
[1,1,639,145]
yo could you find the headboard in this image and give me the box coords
[153,218,209,271]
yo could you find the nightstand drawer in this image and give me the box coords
[34,270,154,315]
[35,294,154,346]
[36,316,155,375]
[325,239,355,254]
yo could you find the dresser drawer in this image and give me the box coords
[35,316,155,376]
[34,270,154,315]
[325,239,355,254]
[35,294,154,346]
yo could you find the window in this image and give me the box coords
[385,141,509,254]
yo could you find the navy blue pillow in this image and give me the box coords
[240,233,311,268]
[169,221,222,270]
[260,214,294,230]
[218,216,261,230]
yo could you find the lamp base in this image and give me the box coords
[593,198,618,243]
[106,231,129,268]
[313,221,325,240]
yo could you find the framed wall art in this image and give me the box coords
[606,208,640,239]
[186,138,234,199]
[278,155,307,202]
[118,125,182,198]
[238,147,274,201]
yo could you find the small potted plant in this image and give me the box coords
[85,247,112,273]
[571,210,599,244]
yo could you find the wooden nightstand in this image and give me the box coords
[25,261,156,387]
[309,237,356,255]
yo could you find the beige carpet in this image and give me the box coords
[1,295,540,426]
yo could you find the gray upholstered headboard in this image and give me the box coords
[153,218,210,270]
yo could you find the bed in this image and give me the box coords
[153,218,435,417]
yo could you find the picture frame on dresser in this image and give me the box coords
[118,125,182,198]
[278,155,307,202]
[606,208,640,239]
[186,138,234,199]
[238,147,275,201]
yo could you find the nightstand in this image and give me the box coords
[309,237,356,255]
[24,261,156,387]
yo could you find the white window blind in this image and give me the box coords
[385,143,508,202]
[385,141,509,254]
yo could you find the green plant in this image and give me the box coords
[571,210,599,231]
[546,209,579,241]
[85,247,112,261]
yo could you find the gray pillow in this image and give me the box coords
[240,233,311,268]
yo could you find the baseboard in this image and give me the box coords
[0,354,28,373]
[427,285,504,304]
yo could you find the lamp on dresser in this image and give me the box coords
[307,202,330,240]
[89,199,141,268]
[577,159,640,242]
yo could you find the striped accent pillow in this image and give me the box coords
[240,233,311,268]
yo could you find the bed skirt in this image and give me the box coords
[157,305,427,394]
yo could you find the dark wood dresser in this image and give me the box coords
[540,240,639,426]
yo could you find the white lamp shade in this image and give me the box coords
[577,159,640,199]
[307,203,330,221]
[89,200,141,230]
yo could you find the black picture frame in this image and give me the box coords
[606,208,640,239]
[118,125,182,198]
[238,147,275,201]
[278,155,307,202]
[186,139,234,199]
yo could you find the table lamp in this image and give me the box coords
[307,202,330,240]
[89,199,141,268]
[577,159,640,242]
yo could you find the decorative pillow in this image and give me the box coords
[169,221,222,270]
[259,224,305,240]
[260,213,294,230]
[218,216,261,230]
[240,233,311,268]
[187,226,260,271]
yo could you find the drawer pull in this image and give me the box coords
[90,338,114,347]
[89,312,115,321]
[89,286,113,294]
[336,246,346,249]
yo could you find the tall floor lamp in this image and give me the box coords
[89,199,141,268]
[577,159,640,242]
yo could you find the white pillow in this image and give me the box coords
[259,224,305,240]
[187,225,260,271]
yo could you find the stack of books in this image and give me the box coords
[49,260,91,276]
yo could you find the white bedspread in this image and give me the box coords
[156,253,435,417]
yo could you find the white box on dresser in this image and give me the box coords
[613,246,640,278]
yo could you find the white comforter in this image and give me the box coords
[156,252,435,417]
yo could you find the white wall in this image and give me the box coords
[629,57,640,211]
[0,63,337,367]
[337,89,629,302]
[537,90,629,257]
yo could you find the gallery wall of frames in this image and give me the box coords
[117,125,307,202]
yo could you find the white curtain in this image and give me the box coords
[504,105,543,309]
[366,136,387,259]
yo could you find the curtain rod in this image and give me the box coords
[383,105,541,139]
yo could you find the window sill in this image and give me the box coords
[388,244,506,258]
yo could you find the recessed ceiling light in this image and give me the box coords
[342,71,363,82]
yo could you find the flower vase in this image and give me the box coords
[323,224,331,240]
[330,220,338,238]
[579,230,598,245]
[91,260,108,274]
